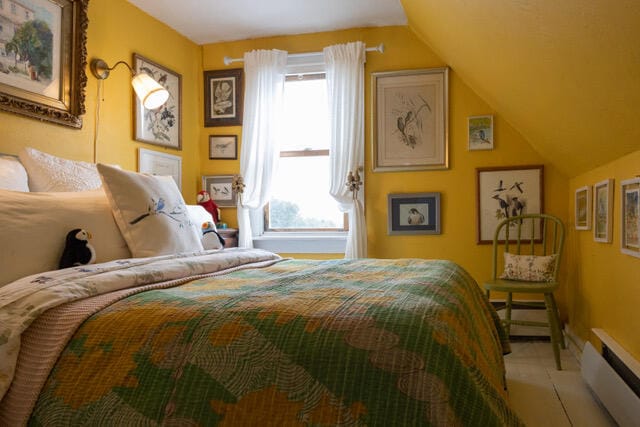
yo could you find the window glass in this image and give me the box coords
[281,76,329,151]
[266,75,345,231]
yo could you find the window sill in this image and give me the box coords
[253,232,346,254]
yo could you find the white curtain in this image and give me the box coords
[237,49,288,248]
[324,41,367,258]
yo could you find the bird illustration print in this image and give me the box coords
[407,208,426,225]
[394,94,431,149]
[492,179,527,221]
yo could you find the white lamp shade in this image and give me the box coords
[131,73,169,110]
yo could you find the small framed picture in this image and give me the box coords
[133,53,182,150]
[575,186,591,230]
[468,115,494,150]
[209,135,238,160]
[202,175,236,207]
[204,68,243,127]
[620,178,640,257]
[388,193,441,235]
[138,148,182,190]
[476,165,544,244]
[593,179,614,243]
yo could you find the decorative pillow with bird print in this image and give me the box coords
[97,164,203,258]
[500,253,557,282]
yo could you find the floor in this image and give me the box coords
[505,340,617,426]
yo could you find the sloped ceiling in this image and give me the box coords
[401,0,640,177]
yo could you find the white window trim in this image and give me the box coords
[250,208,346,254]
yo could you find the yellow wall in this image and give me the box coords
[0,0,202,202]
[201,26,569,288]
[400,0,640,178]
[568,149,640,360]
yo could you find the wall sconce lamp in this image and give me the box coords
[90,58,169,110]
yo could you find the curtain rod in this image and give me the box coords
[223,43,384,66]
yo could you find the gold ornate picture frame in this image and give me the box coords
[0,0,88,128]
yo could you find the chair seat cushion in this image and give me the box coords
[483,278,558,293]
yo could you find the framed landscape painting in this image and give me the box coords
[372,68,449,171]
[620,178,640,258]
[593,179,613,243]
[134,53,182,150]
[0,0,88,128]
[476,165,544,244]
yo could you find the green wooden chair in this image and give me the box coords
[483,213,566,370]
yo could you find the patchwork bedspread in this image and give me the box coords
[2,252,522,426]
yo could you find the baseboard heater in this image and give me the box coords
[581,328,640,426]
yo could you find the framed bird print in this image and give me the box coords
[476,165,544,244]
[202,175,236,207]
[388,193,441,235]
[372,68,449,172]
[209,135,238,159]
[468,115,494,150]
[134,53,182,150]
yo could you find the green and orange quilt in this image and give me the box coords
[0,249,522,426]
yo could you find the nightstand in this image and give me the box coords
[217,228,238,248]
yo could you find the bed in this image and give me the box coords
[0,149,523,425]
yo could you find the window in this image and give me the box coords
[11,3,16,14]
[264,74,346,232]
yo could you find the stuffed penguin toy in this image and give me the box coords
[59,228,96,269]
[201,221,225,250]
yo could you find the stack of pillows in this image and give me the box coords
[0,148,222,287]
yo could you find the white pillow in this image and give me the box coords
[0,155,29,192]
[185,205,223,250]
[97,164,203,258]
[18,147,102,192]
[0,189,131,287]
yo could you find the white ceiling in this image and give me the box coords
[127,0,407,45]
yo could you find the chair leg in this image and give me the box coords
[544,293,562,370]
[504,292,513,337]
[548,293,565,349]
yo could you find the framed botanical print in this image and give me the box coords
[575,186,591,230]
[388,193,441,235]
[620,178,640,257]
[0,0,88,128]
[372,68,449,171]
[476,165,544,244]
[204,68,243,127]
[134,53,182,150]
[593,179,613,243]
